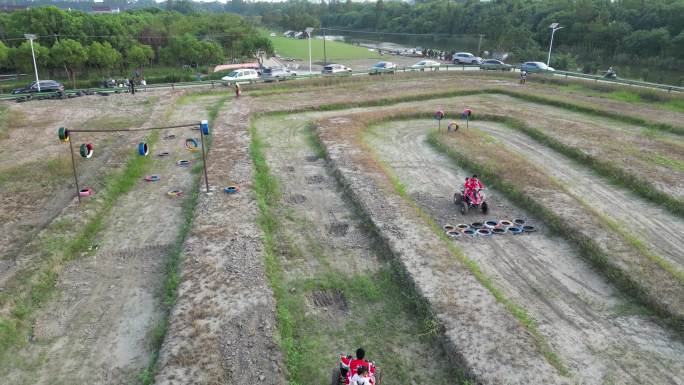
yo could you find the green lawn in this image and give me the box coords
[268,34,382,62]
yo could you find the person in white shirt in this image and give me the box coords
[349,365,372,385]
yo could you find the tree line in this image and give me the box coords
[0,6,272,86]
[231,0,684,75]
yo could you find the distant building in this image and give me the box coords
[0,4,29,12]
[90,5,120,14]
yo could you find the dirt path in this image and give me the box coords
[364,119,684,385]
[473,121,684,272]
[1,92,208,385]
[155,98,284,385]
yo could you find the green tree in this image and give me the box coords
[88,41,122,74]
[126,43,155,76]
[624,28,671,57]
[239,35,274,66]
[0,41,9,69]
[672,31,684,59]
[50,39,88,88]
[12,41,50,75]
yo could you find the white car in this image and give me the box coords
[321,64,352,74]
[411,60,441,70]
[221,69,259,84]
[453,52,482,65]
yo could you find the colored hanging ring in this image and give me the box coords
[58,127,70,142]
[138,142,149,156]
[79,143,94,158]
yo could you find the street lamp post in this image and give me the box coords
[24,34,40,92]
[305,27,314,78]
[547,23,563,67]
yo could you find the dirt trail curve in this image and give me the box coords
[363,118,684,385]
[1,91,202,385]
[315,116,568,385]
[474,121,684,272]
[155,99,284,385]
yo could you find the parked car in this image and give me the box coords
[322,64,352,74]
[480,59,513,71]
[11,80,64,94]
[261,67,297,82]
[411,59,441,71]
[521,61,555,73]
[452,52,482,65]
[221,69,259,84]
[369,61,397,75]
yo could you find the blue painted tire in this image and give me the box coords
[484,220,498,229]
[138,142,149,156]
[224,185,239,194]
[200,120,209,135]
[508,226,523,234]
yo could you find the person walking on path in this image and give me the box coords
[129,78,136,95]
[235,83,241,98]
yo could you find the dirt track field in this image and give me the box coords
[1,71,682,385]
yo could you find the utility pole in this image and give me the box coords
[477,34,484,56]
[306,27,314,78]
[323,27,327,66]
[547,23,563,67]
[24,34,40,92]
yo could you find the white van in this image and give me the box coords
[221,69,259,84]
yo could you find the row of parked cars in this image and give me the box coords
[451,52,555,72]
[187,58,558,85]
[220,64,357,84]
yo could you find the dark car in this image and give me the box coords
[11,80,64,94]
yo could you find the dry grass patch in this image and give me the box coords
[0,105,28,139]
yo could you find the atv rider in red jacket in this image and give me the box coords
[345,348,377,384]
[466,174,484,204]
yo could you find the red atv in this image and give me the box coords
[454,187,488,215]
[332,354,381,385]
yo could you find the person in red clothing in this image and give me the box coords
[348,348,377,384]
[467,174,484,203]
